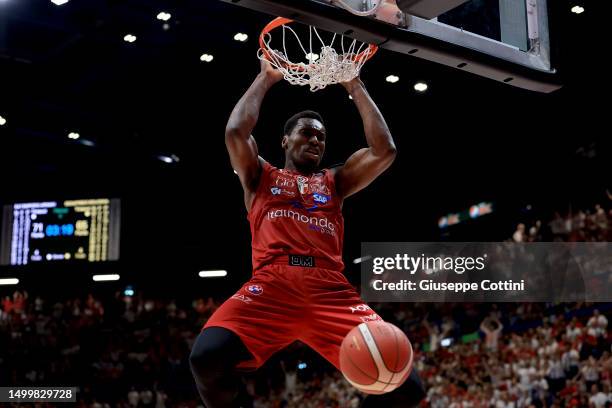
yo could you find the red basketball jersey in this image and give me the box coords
[248,161,344,272]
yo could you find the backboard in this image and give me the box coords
[220,0,561,92]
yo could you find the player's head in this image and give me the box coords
[282,110,326,171]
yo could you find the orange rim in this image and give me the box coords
[259,17,378,71]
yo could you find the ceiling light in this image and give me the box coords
[414,82,428,92]
[571,5,584,14]
[233,33,248,42]
[385,75,399,83]
[0,278,19,286]
[199,270,228,278]
[157,12,171,21]
[92,274,120,282]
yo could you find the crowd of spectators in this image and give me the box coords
[2,290,609,408]
[512,203,610,243]
[1,202,609,407]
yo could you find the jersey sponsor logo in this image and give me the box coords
[313,193,330,204]
[296,176,309,194]
[310,183,331,195]
[275,176,295,188]
[266,208,336,236]
[231,294,253,304]
[246,284,263,295]
[271,185,296,197]
[275,172,331,197]
[349,304,372,313]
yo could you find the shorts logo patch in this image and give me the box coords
[349,304,371,313]
[360,313,382,323]
[246,284,263,295]
[231,294,253,303]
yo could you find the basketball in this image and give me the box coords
[339,321,413,394]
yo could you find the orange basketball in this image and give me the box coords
[339,321,413,394]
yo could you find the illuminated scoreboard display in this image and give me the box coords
[0,198,121,266]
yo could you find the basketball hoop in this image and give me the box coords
[258,17,378,92]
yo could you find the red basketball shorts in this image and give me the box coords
[203,263,382,370]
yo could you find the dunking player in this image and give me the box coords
[190,59,425,407]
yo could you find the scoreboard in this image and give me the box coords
[1,198,121,266]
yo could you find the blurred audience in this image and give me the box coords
[0,203,609,407]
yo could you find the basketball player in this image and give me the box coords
[190,59,425,407]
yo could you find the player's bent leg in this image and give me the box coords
[189,327,253,408]
[360,369,426,408]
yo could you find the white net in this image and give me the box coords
[258,23,377,92]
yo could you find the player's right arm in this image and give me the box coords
[225,59,283,210]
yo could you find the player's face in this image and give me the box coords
[283,118,326,167]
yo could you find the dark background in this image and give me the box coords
[0,0,608,295]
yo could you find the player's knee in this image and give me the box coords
[189,331,232,380]
[190,327,249,382]
[189,345,214,377]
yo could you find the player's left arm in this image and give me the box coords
[333,77,397,199]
